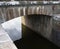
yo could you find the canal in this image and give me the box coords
[14,24,60,49]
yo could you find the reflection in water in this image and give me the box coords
[14,24,60,49]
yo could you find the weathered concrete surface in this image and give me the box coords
[51,14,60,47]
[22,14,60,47]
[1,17,22,41]
[22,14,52,40]
[0,25,17,49]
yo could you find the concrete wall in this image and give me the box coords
[22,14,52,40]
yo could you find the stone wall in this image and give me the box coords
[0,7,19,23]
[22,14,52,40]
